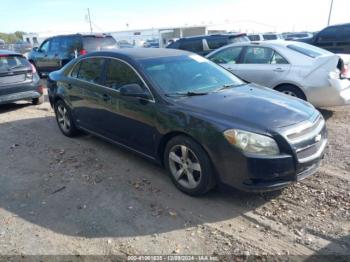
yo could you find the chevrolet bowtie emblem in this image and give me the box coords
[315,134,322,142]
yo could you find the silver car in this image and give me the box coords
[207,41,350,107]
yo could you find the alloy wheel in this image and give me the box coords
[168,145,202,189]
[56,104,71,133]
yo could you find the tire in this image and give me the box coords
[275,84,307,101]
[164,135,216,196]
[54,100,79,137]
[32,95,44,105]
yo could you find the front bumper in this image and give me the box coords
[214,148,324,192]
[211,116,327,192]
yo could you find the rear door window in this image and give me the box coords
[206,37,228,50]
[77,58,105,84]
[242,47,274,64]
[50,38,61,54]
[105,59,144,91]
[209,47,243,64]
[82,36,117,52]
[179,39,203,52]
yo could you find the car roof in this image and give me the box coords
[220,40,300,48]
[180,33,247,40]
[0,50,22,56]
[327,23,350,28]
[48,33,113,39]
[86,48,192,60]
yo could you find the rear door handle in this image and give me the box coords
[274,68,285,72]
[102,94,111,102]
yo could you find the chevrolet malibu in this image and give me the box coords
[47,49,327,196]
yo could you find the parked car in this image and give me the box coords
[207,41,350,107]
[118,40,134,49]
[283,32,314,41]
[0,39,5,49]
[28,34,118,76]
[13,40,33,54]
[0,50,44,105]
[143,39,160,48]
[166,33,250,56]
[48,49,327,196]
[248,33,283,41]
[299,23,350,54]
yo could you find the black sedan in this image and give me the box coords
[47,49,327,196]
[0,50,43,105]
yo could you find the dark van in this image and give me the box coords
[300,23,350,54]
[28,34,118,76]
[167,33,249,56]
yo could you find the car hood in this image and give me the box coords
[174,84,317,130]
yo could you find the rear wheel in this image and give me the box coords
[275,84,306,100]
[164,135,216,196]
[54,100,79,137]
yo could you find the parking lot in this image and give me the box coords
[0,87,348,258]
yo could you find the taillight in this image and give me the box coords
[79,49,88,55]
[341,65,349,79]
[37,85,44,94]
[30,63,37,74]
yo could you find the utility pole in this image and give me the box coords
[87,8,93,33]
[328,0,334,26]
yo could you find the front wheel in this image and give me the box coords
[54,100,80,137]
[164,136,216,196]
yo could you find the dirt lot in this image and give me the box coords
[0,92,349,259]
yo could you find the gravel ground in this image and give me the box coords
[0,92,349,259]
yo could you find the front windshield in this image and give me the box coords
[140,54,244,95]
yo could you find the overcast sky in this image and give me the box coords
[1,0,349,34]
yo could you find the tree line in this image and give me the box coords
[0,31,26,43]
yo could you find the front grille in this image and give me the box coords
[297,139,323,160]
[294,126,327,162]
[287,115,322,140]
[283,115,327,163]
[0,74,26,84]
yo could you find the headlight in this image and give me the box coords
[223,129,280,156]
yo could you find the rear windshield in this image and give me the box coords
[0,55,30,73]
[82,36,117,51]
[228,35,250,44]
[288,43,332,58]
[248,35,260,41]
[263,35,278,40]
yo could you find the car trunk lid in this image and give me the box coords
[0,54,34,95]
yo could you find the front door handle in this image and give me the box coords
[102,94,111,102]
[274,68,285,72]
[67,83,73,90]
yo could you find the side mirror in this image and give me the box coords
[33,47,39,52]
[120,84,150,99]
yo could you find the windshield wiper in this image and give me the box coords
[8,65,26,70]
[166,91,209,97]
[216,83,245,92]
